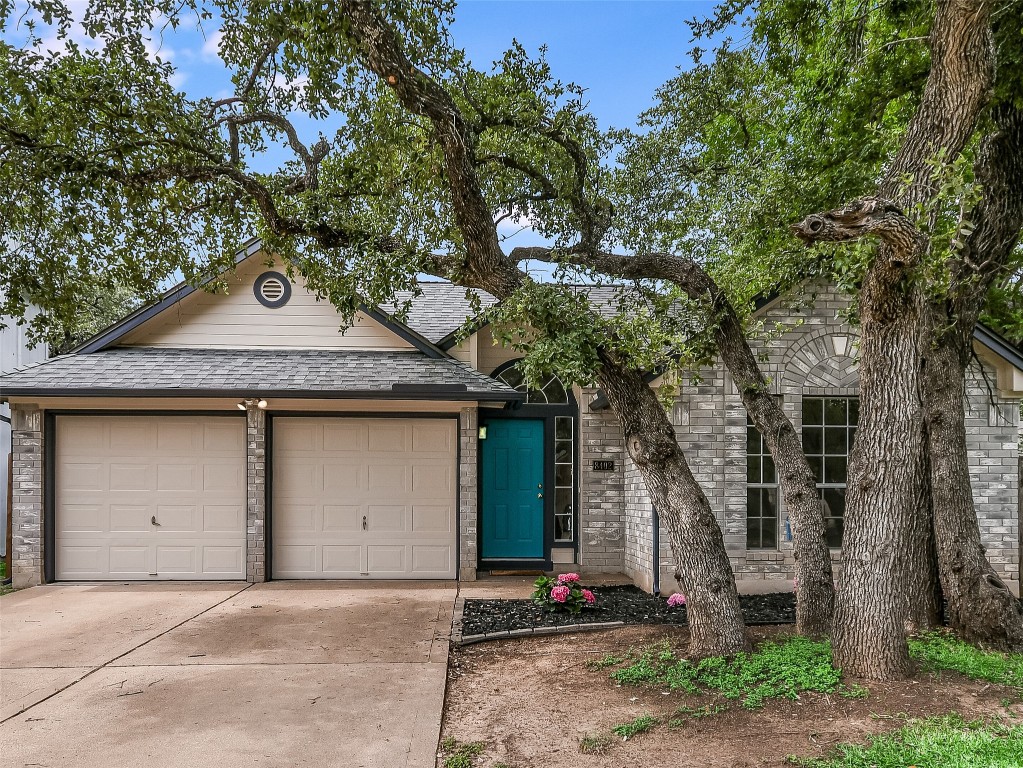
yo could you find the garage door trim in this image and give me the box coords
[43,410,247,583]
[265,411,461,581]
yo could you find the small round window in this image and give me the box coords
[254,271,292,308]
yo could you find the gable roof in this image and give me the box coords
[75,239,447,359]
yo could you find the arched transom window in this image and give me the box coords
[493,364,569,404]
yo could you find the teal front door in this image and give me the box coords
[481,419,545,559]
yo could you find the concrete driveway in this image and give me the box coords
[0,581,455,767]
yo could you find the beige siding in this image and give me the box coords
[476,326,522,375]
[121,254,414,351]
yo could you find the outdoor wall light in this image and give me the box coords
[237,398,269,410]
[478,425,487,440]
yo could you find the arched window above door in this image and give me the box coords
[492,361,571,405]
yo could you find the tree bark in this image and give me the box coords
[339,1,751,656]
[514,246,836,636]
[597,351,750,656]
[793,199,931,679]
[906,471,943,632]
[833,254,927,679]
[919,103,1023,649]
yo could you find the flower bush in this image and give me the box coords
[532,573,596,614]
[667,593,687,608]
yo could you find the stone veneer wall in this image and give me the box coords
[10,405,43,588]
[246,407,267,583]
[458,406,478,581]
[965,366,1020,593]
[623,453,655,591]
[577,386,626,572]
[646,279,1021,593]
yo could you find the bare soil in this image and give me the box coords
[438,625,1021,768]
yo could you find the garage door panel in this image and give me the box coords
[412,422,453,452]
[366,545,405,573]
[203,546,244,574]
[202,462,244,492]
[60,504,105,532]
[273,417,456,579]
[322,423,362,451]
[55,415,245,581]
[108,546,149,576]
[203,504,245,532]
[275,544,318,574]
[109,422,152,452]
[412,545,452,574]
[59,546,108,576]
[321,545,362,575]
[368,505,406,532]
[109,505,148,532]
[322,463,361,493]
[412,464,453,496]
[109,463,151,492]
[367,424,408,452]
[62,462,106,491]
[156,546,196,574]
[412,505,452,533]
[323,505,360,532]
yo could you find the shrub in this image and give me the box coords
[531,573,596,614]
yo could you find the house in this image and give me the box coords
[1,291,48,570]
[1,244,1020,596]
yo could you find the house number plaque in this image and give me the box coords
[592,460,615,471]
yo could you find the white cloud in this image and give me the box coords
[201,28,224,61]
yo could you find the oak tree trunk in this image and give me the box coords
[832,265,928,680]
[597,352,750,657]
[905,471,943,632]
[713,306,835,637]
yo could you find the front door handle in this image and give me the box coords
[151,516,161,527]
[538,493,543,499]
[362,515,367,530]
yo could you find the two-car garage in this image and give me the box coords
[52,414,458,582]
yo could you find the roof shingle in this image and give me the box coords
[0,347,520,400]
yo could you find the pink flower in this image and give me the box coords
[667,593,686,607]
[582,589,596,604]
[558,573,581,583]
[551,585,570,603]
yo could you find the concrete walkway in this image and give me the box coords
[0,581,455,767]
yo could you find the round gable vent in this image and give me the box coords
[254,271,292,308]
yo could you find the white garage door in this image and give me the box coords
[272,417,457,579]
[55,415,246,580]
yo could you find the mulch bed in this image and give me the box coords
[461,584,796,636]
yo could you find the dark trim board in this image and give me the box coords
[1,387,523,402]
[264,412,461,581]
[43,412,55,583]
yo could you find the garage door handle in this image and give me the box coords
[362,515,367,531]
[151,516,161,527]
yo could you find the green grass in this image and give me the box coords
[788,714,1023,767]
[578,733,615,755]
[0,561,10,596]
[586,652,625,670]
[611,715,659,739]
[668,703,728,728]
[609,636,853,709]
[909,632,1023,689]
[439,738,485,768]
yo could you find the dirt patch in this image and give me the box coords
[438,625,1021,767]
